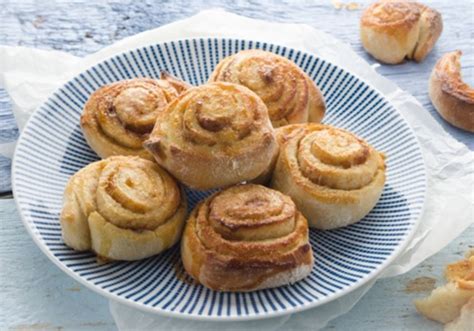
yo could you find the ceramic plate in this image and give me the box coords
[12,38,426,320]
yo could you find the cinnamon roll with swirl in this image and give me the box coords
[360,0,443,64]
[81,75,190,160]
[209,50,325,127]
[271,124,386,230]
[181,184,314,292]
[144,82,278,190]
[60,156,186,261]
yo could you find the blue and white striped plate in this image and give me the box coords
[12,38,426,320]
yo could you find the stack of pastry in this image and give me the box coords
[61,49,386,292]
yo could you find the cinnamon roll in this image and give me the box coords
[271,124,386,230]
[60,156,186,261]
[144,82,278,190]
[81,75,190,160]
[181,184,314,292]
[429,51,474,132]
[209,50,326,127]
[360,0,443,64]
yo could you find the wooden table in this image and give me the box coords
[1,1,472,330]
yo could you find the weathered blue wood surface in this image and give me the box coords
[0,1,473,330]
[1,197,472,330]
[0,0,473,193]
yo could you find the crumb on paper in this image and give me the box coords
[332,0,344,10]
[32,15,45,28]
[13,324,64,331]
[465,248,474,258]
[346,2,360,10]
[66,287,81,292]
[405,276,437,293]
[332,0,361,11]
[96,255,112,265]
[80,322,108,327]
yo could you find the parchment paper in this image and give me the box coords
[1,9,472,330]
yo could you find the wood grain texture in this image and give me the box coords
[0,199,116,330]
[0,0,473,193]
[0,1,473,330]
[1,197,472,330]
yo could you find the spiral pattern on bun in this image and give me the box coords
[360,0,443,64]
[60,156,186,261]
[81,76,190,159]
[181,184,313,291]
[144,82,278,190]
[209,50,325,127]
[271,124,386,230]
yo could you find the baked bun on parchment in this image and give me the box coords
[181,184,314,292]
[360,0,442,64]
[60,156,186,261]
[271,124,386,230]
[209,49,325,127]
[144,82,278,190]
[81,75,190,160]
[429,50,474,133]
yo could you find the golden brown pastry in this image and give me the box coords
[360,0,443,64]
[249,146,279,186]
[271,124,386,229]
[81,75,190,159]
[144,82,278,190]
[429,50,474,133]
[445,297,474,331]
[181,184,314,291]
[209,50,325,127]
[160,71,191,94]
[415,250,474,324]
[60,156,186,261]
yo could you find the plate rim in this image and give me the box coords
[12,37,428,321]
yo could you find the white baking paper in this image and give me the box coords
[1,9,472,330]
